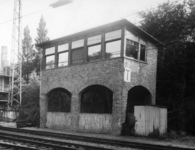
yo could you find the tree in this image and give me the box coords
[17,77,40,127]
[22,26,35,84]
[139,0,195,133]
[34,16,49,75]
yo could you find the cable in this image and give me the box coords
[0,7,49,25]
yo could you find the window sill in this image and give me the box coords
[80,113,112,115]
[124,56,147,64]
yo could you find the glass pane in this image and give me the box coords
[58,52,68,67]
[71,48,85,64]
[140,45,146,61]
[72,39,84,49]
[87,35,101,45]
[88,45,101,61]
[46,55,55,69]
[126,40,139,59]
[58,43,69,52]
[105,29,121,41]
[4,78,9,91]
[0,79,2,91]
[45,47,55,55]
[105,40,121,58]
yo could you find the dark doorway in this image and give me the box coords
[122,86,151,135]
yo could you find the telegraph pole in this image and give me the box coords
[9,0,22,109]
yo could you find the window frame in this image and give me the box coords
[71,41,85,65]
[57,43,69,67]
[105,29,122,59]
[125,39,147,62]
[87,34,102,62]
[105,38,122,59]
[45,46,55,70]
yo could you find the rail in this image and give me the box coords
[0,131,112,150]
[0,126,194,150]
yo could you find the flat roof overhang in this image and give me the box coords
[36,19,163,49]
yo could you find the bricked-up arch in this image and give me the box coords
[80,85,113,114]
[47,88,71,112]
[127,86,152,113]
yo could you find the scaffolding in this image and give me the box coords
[9,0,22,109]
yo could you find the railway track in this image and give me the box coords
[0,126,194,150]
[0,140,37,150]
[0,129,113,150]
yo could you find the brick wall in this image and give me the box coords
[40,44,157,135]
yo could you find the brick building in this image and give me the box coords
[37,19,162,135]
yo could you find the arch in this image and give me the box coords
[47,88,71,112]
[122,85,152,135]
[80,84,113,114]
[127,85,152,113]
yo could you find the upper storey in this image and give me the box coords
[36,19,162,70]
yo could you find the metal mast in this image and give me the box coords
[9,0,22,108]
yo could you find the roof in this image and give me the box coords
[36,19,163,48]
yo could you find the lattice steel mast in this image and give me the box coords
[9,0,22,108]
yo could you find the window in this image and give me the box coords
[140,45,146,61]
[105,40,121,58]
[46,55,55,69]
[58,43,69,52]
[88,45,101,61]
[105,30,121,41]
[105,30,121,58]
[88,35,101,45]
[45,47,55,55]
[87,35,101,61]
[72,47,85,64]
[71,39,85,64]
[80,85,113,114]
[47,88,71,112]
[126,39,146,61]
[4,78,9,91]
[58,43,69,67]
[72,39,84,49]
[58,52,68,67]
[45,47,55,69]
[126,40,139,59]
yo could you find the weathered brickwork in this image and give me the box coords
[38,19,160,135]
[41,58,125,134]
[40,44,157,135]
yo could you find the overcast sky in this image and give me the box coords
[0,0,183,55]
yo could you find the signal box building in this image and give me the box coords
[37,19,165,136]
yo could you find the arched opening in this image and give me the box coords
[122,86,152,135]
[80,85,113,114]
[127,86,151,114]
[47,88,71,112]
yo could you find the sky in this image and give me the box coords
[0,0,183,61]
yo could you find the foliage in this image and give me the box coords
[139,0,195,134]
[17,77,40,127]
[22,26,35,84]
[22,26,35,61]
[34,16,49,75]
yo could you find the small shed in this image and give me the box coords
[134,105,167,137]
